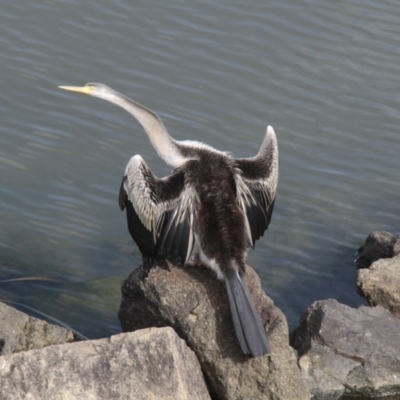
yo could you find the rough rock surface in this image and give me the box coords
[356,230,400,269]
[119,262,309,400]
[357,254,400,318]
[291,299,400,399]
[0,302,74,355]
[0,327,210,400]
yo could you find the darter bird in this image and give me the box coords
[59,83,278,357]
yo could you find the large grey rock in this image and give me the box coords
[291,299,400,399]
[356,230,400,269]
[0,302,74,355]
[0,327,210,400]
[119,262,309,400]
[357,254,400,318]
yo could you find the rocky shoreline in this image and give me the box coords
[1,231,399,399]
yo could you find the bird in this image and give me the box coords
[58,83,278,357]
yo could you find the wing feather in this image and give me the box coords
[234,126,279,248]
[120,155,196,263]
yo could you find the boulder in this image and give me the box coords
[0,302,74,355]
[356,231,399,269]
[119,262,309,400]
[357,254,400,318]
[291,299,400,399]
[0,327,210,400]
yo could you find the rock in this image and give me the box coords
[356,231,399,269]
[291,299,400,399]
[0,302,75,355]
[119,262,309,400]
[0,327,210,400]
[357,254,400,318]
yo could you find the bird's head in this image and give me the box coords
[58,83,114,100]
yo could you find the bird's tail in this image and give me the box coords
[225,270,270,357]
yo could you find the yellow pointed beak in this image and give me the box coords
[58,85,94,95]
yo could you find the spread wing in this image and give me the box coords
[234,126,279,248]
[119,155,195,264]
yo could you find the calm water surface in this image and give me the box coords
[1,1,399,338]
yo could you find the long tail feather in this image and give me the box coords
[225,271,270,357]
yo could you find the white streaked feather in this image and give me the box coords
[186,212,195,262]
[123,154,198,247]
[234,173,256,245]
[234,125,279,245]
[124,155,162,233]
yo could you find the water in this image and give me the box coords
[1,1,399,338]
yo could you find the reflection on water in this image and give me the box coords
[1,1,400,337]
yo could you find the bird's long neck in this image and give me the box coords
[108,91,188,168]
